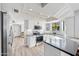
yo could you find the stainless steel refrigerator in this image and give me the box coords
[0,11,7,56]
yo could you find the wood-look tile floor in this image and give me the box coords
[8,36,44,56]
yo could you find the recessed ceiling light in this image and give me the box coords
[29,9,32,11]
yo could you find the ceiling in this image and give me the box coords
[1,3,79,19]
[68,3,79,12]
[22,3,65,18]
[1,3,65,18]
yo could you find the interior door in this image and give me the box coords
[12,24,21,37]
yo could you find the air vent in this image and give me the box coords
[14,9,19,13]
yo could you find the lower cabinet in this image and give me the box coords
[43,35,50,43]
[26,36,36,48]
[43,35,56,44]
[44,43,70,56]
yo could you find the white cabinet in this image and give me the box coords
[50,35,56,45]
[44,35,71,56]
[44,35,63,47]
[64,11,79,38]
[64,17,74,37]
[44,35,56,44]
[26,36,36,48]
[43,35,50,43]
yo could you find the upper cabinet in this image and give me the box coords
[64,17,74,37]
[63,10,79,38]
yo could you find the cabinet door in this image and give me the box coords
[29,36,36,48]
[44,35,50,43]
[64,17,74,37]
[26,36,36,48]
[75,11,79,38]
[50,35,56,45]
[43,35,47,41]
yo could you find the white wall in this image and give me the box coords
[74,11,79,38]
[1,3,46,33]
[28,18,45,31]
[0,12,1,56]
[0,4,1,55]
[0,3,1,11]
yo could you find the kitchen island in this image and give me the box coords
[25,33,79,56]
